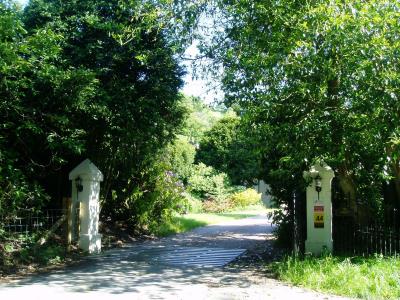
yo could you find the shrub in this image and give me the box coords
[102,158,188,235]
[188,163,231,201]
[229,188,261,208]
[184,193,203,213]
[164,137,196,184]
[144,168,187,233]
[202,198,233,213]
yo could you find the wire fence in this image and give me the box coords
[1,209,66,237]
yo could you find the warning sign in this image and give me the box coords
[314,205,324,228]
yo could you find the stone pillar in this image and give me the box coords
[303,163,334,255]
[69,159,103,254]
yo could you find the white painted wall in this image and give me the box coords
[254,180,273,208]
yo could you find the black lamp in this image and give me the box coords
[315,174,322,199]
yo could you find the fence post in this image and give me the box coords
[63,197,73,247]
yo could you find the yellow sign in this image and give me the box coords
[314,205,324,228]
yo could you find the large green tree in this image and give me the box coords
[22,0,187,224]
[0,0,192,230]
[198,0,400,235]
[0,0,98,219]
[179,95,224,145]
[196,115,259,185]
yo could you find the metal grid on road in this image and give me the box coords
[128,246,246,268]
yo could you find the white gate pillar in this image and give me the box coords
[69,159,103,254]
[303,162,334,255]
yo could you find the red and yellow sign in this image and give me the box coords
[314,205,324,228]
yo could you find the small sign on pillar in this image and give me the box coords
[69,159,103,254]
[313,204,324,228]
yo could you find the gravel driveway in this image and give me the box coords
[0,213,352,299]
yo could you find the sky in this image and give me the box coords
[14,0,221,104]
[181,43,223,104]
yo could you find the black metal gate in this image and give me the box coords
[332,178,400,256]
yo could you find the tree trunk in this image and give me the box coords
[391,159,400,204]
[337,164,357,209]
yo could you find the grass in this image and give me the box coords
[271,254,400,300]
[156,204,269,236]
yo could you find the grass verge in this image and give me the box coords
[156,204,268,236]
[271,254,400,300]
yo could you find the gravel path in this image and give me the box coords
[0,213,352,299]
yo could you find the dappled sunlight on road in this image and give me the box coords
[4,246,264,299]
[1,214,274,299]
[0,214,347,299]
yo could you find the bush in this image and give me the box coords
[184,193,203,213]
[187,163,231,201]
[102,158,188,235]
[142,167,187,234]
[202,198,233,213]
[229,188,261,208]
[164,137,196,184]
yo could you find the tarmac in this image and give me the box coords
[0,214,351,299]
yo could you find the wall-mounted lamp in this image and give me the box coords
[315,174,322,200]
[75,176,83,192]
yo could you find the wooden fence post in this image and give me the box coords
[63,197,73,248]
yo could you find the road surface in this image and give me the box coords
[0,213,351,299]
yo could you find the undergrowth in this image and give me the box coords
[0,233,68,276]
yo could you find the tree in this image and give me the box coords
[0,0,191,231]
[163,136,196,184]
[22,0,188,225]
[0,1,99,219]
[196,115,259,185]
[179,95,223,145]
[198,0,400,244]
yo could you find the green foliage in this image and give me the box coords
[102,157,187,233]
[185,162,259,213]
[34,244,64,265]
[201,198,233,213]
[229,188,261,208]
[187,163,230,201]
[0,1,69,219]
[164,136,196,183]
[196,115,259,185]
[180,96,224,145]
[200,0,400,247]
[0,0,189,233]
[0,233,65,274]
[273,255,400,300]
[184,192,203,213]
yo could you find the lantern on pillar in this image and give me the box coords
[314,174,322,200]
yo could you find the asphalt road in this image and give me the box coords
[0,213,351,299]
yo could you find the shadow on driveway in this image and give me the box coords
[1,215,274,299]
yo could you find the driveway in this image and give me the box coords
[0,213,351,299]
